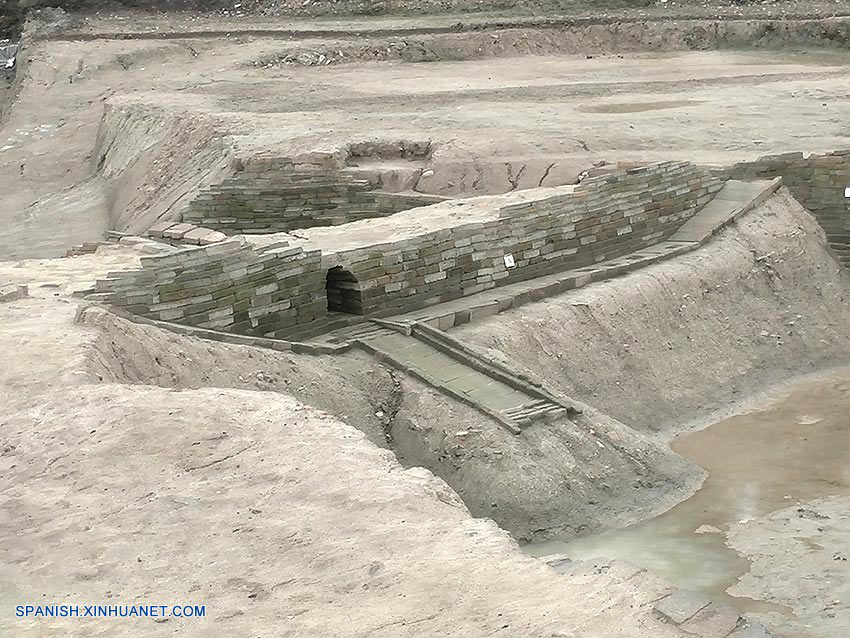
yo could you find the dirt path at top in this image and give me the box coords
[36,0,850,39]
[39,13,850,41]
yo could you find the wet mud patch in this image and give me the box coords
[579,99,705,113]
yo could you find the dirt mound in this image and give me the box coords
[0,383,688,638]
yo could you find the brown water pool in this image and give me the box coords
[525,368,850,615]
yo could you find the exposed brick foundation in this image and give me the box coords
[88,239,329,339]
[315,161,722,316]
[720,150,850,267]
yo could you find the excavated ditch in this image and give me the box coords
[76,303,700,543]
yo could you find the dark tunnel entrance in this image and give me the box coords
[326,267,363,314]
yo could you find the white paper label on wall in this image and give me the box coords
[844,187,850,198]
[504,253,516,269]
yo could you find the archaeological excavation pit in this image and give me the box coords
[5,4,850,638]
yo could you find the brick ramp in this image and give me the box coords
[324,321,395,343]
[350,321,577,435]
[668,179,779,244]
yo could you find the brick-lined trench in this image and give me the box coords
[90,161,723,340]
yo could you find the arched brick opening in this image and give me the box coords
[326,267,363,314]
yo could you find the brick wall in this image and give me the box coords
[91,161,722,338]
[322,161,722,316]
[183,168,444,234]
[720,150,850,266]
[88,238,329,340]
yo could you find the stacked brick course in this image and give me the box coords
[721,150,850,266]
[88,239,329,340]
[146,220,228,246]
[91,161,724,339]
[184,168,444,234]
[65,242,102,257]
[320,161,722,316]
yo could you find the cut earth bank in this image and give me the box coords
[454,188,850,435]
[65,176,850,543]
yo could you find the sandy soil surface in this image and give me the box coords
[728,495,850,638]
[216,47,850,168]
[0,247,141,413]
[0,384,689,638]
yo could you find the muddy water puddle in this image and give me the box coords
[525,369,850,614]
